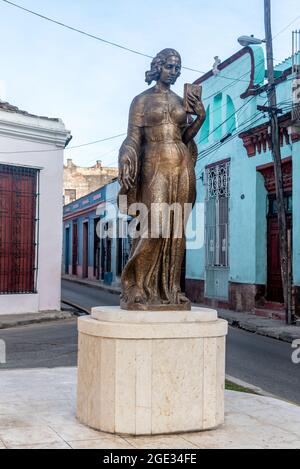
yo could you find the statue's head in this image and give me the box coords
[145,48,181,85]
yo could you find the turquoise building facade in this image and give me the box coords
[185,46,300,319]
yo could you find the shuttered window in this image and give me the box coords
[0,164,38,294]
[205,161,230,267]
[204,160,230,300]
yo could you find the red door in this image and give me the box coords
[0,170,12,292]
[82,222,88,278]
[72,223,78,275]
[13,171,37,293]
[0,165,37,293]
[93,218,100,279]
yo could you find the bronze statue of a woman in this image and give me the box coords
[118,48,205,310]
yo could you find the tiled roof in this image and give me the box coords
[0,100,60,122]
[274,52,300,72]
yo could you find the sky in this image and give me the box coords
[0,0,299,168]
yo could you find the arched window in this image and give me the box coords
[226,96,236,133]
[213,93,222,142]
[199,105,210,144]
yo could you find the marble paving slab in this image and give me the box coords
[0,367,299,449]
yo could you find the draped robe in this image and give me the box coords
[118,87,197,309]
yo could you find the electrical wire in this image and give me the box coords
[196,95,257,153]
[2,1,296,131]
[202,37,296,103]
[196,98,293,159]
[0,94,292,157]
[2,0,297,106]
[196,112,264,163]
[197,101,293,161]
[0,0,204,75]
[0,132,126,154]
[195,102,293,175]
[194,117,267,180]
[0,0,275,83]
[66,102,294,204]
[202,56,268,102]
[273,14,300,40]
[197,95,292,157]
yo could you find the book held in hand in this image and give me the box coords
[183,83,202,114]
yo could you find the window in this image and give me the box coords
[213,93,223,141]
[203,94,236,145]
[64,189,76,205]
[205,161,230,267]
[199,105,210,144]
[268,193,292,216]
[0,164,39,294]
[226,96,236,134]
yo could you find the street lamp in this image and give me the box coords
[238,35,266,47]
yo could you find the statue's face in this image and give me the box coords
[159,56,181,85]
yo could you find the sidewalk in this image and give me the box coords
[63,276,300,344]
[0,366,299,449]
[0,309,75,330]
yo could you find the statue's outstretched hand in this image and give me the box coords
[119,153,137,191]
[187,92,206,120]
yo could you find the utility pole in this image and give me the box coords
[263,0,292,324]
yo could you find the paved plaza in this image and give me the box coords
[0,367,299,449]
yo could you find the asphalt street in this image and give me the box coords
[0,279,299,406]
[0,319,78,369]
[62,279,119,310]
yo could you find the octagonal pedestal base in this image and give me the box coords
[77,306,228,435]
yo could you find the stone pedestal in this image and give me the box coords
[77,306,228,435]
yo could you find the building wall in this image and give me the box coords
[63,158,118,204]
[228,142,268,285]
[255,172,268,285]
[0,110,69,314]
[63,179,123,285]
[186,45,300,315]
[186,46,267,297]
[186,179,205,280]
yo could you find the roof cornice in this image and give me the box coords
[0,108,71,147]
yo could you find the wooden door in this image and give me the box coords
[72,223,78,275]
[82,222,88,278]
[93,218,100,279]
[0,165,36,293]
[65,227,70,274]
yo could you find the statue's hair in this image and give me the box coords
[145,48,181,85]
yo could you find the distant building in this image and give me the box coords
[63,158,118,204]
[0,100,70,315]
[63,179,131,286]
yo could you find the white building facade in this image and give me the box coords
[0,101,70,315]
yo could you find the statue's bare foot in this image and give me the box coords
[129,287,147,304]
[133,295,147,304]
[177,292,191,304]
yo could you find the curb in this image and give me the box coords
[226,375,300,407]
[61,299,90,315]
[226,374,276,399]
[219,312,300,344]
[0,311,75,330]
[62,275,121,296]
